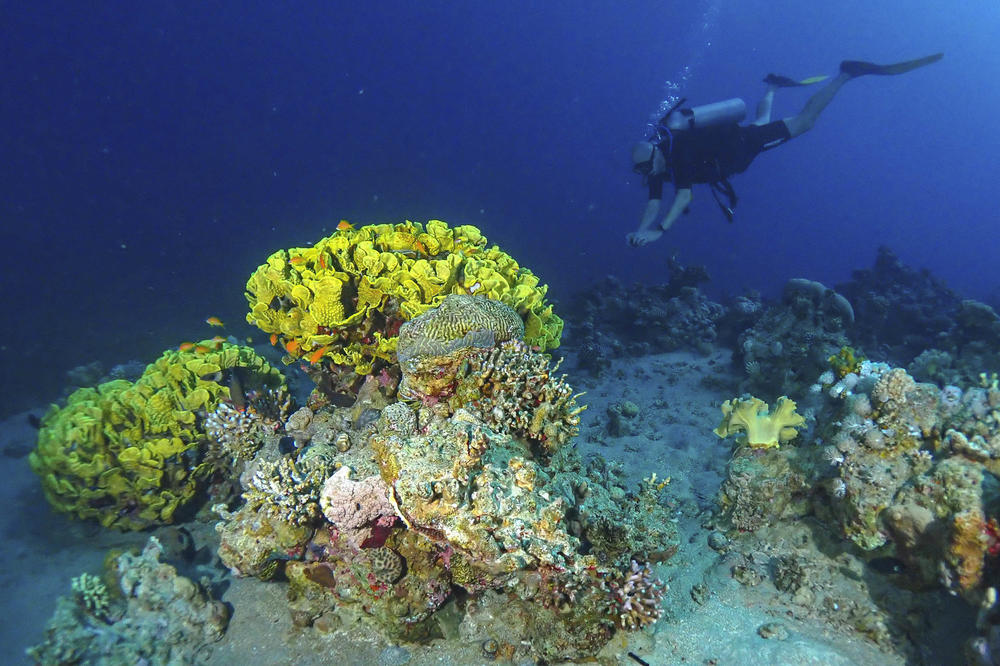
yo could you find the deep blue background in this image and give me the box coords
[1,1,996,416]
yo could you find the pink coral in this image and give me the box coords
[319,466,394,529]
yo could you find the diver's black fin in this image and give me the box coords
[840,52,943,77]
[763,73,828,88]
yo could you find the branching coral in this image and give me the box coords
[453,340,586,452]
[598,560,666,630]
[243,456,330,527]
[71,573,113,621]
[205,402,262,461]
[205,386,294,462]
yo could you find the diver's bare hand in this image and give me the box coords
[627,229,663,247]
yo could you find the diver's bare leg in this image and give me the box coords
[754,85,777,125]
[781,72,851,137]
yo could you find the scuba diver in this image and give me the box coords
[627,53,943,247]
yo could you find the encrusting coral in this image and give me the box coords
[244,220,563,390]
[30,340,285,529]
[713,395,806,449]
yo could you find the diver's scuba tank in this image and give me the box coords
[666,98,746,131]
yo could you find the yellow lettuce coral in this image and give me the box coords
[245,220,562,381]
[30,341,284,530]
[713,396,805,449]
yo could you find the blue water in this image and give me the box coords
[1,1,995,415]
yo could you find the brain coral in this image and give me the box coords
[244,220,562,379]
[30,341,284,530]
[395,296,583,450]
[396,294,525,399]
[397,293,525,363]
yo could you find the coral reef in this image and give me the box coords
[30,341,285,529]
[287,398,667,654]
[565,265,724,370]
[719,360,1000,611]
[244,219,562,389]
[27,537,228,664]
[835,246,1000,384]
[735,277,853,399]
[837,246,962,364]
[212,297,676,661]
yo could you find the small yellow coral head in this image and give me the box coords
[713,395,805,449]
[828,345,863,379]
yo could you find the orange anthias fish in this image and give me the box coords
[270,333,279,346]
[194,344,211,354]
[289,256,305,266]
[337,220,355,231]
[205,316,225,327]
[284,339,301,354]
[178,342,196,352]
[307,345,331,364]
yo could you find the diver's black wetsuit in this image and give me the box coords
[647,120,791,197]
